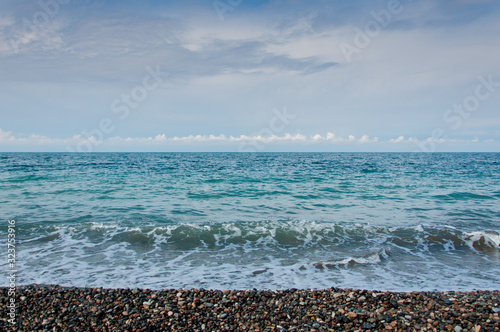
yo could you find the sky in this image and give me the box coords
[0,0,499,152]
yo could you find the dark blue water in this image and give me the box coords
[1,153,499,291]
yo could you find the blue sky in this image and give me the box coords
[0,0,499,152]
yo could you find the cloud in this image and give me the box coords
[0,6,338,84]
[1,128,496,153]
[359,134,378,144]
[0,129,15,142]
[388,136,418,143]
[0,0,499,150]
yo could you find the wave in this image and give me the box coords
[13,220,500,256]
[432,192,496,201]
[310,250,388,270]
[465,232,500,252]
[11,221,499,291]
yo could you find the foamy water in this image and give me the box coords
[1,152,499,291]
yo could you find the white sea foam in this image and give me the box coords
[90,222,117,229]
[4,220,500,291]
[464,231,500,251]
[414,225,424,232]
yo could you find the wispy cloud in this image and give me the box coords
[0,0,499,152]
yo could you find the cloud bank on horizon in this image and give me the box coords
[0,0,499,152]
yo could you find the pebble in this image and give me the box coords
[0,285,498,331]
[346,312,358,319]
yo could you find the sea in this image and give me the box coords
[1,152,499,292]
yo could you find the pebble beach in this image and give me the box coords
[1,285,499,331]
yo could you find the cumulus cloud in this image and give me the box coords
[1,128,495,152]
[0,0,499,151]
[388,136,418,143]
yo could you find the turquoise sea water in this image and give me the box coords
[1,152,499,291]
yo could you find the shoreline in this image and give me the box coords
[1,285,499,331]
